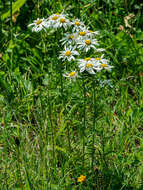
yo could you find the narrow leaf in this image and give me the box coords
[1,0,27,21]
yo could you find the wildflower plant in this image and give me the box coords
[1,1,142,189]
[28,10,114,188]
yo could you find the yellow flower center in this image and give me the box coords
[84,57,91,61]
[69,71,76,77]
[65,51,71,56]
[69,35,74,40]
[86,63,93,68]
[85,39,91,45]
[77,175,86,183]
[75,21,80,26]
[60,18,66,23]
[101,63,107,68]
[96,57,101,60]
[36,19,42,25]
[52,16,58,20]
[79,31,86,36]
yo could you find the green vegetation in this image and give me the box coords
[0,0,143,189]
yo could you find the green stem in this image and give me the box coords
[67,121,71,152]
[37,0,40,17]
[4,122,9,190]
[75,0,80,17]
[48,89,55,179]
[92,78,96,189]
[82,77,86,168]
[54,31,64,101]
[92,79,96,169]
[41,32,46,71]
[16,146,23,187]
[10,0,13,71]
[10,0,13,41]
[60,62,63,99]
[41,31,52,187]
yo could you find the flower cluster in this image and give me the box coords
[28,12,71,32]
[28,11,114,81]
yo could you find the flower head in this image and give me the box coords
[77,38,99,52]
[48,13,61,27]
[77,175,86,183]
[78,57,95,64]
[95,54,113,71]
[63,71,78,81]
[54,16,71,30]
[95,54,108,65]
[87,29,99,37]
[59,46,79,62]
[60,33,77,45]
[79,31,86,37]
[28,18,49,32]
[100,63,114,71]
[77,28,99,39]
[72,19,85,32]
[48,12,71,30]
[78,57,100,74]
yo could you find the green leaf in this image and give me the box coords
[1,0,27,21]
[0,77,12,94]
[50,184,58,190]
[55,145,68,155]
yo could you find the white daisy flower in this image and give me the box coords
[63,71,78,81]
[77,38,99,52]
[87,29,99,37]
[48,12,68,27]
[54,16,71,30]
[60,33,78,45]
[72,19,85,32]
[78,57,95,65]
[28,18,49,32]
[78,57,100,74]
[47,13,61,27]
[95,54,108,65]
[77,29,89,40]
[94,55,113,71]
[79,62,96,74]
[59,46,79,62]
[77,28,99,39]
[98,63,114,71]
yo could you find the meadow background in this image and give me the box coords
[0,0,143,189]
